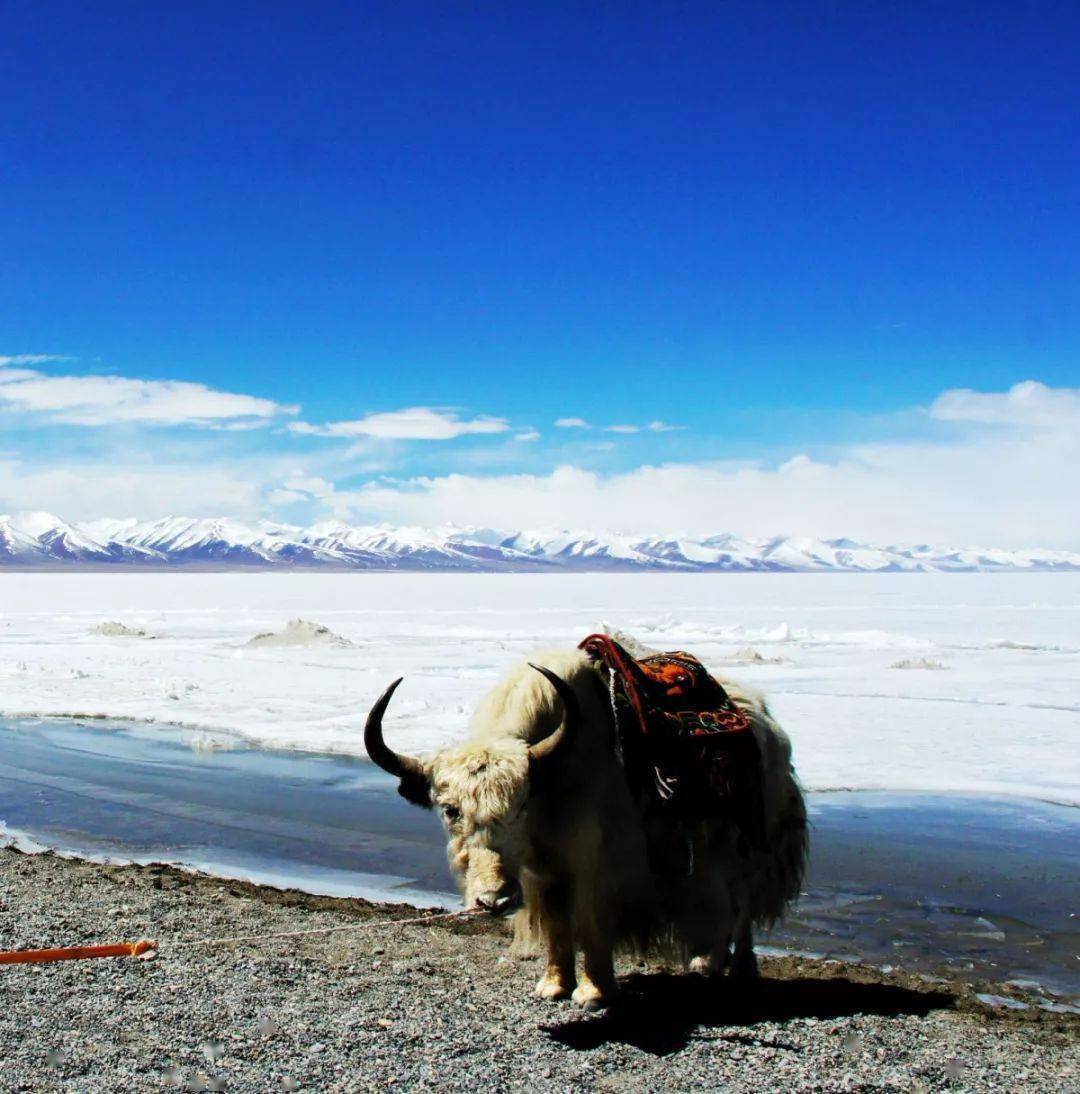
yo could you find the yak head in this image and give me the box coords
[363,664,578,916]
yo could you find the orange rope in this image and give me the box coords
[0,939,157,965]
[0,907,481,967]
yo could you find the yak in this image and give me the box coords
[364,646,807,1009]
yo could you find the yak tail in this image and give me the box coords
[751,775,809,929]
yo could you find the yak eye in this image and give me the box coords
[442,804,461,823]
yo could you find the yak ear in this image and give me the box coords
[397,772,432,809]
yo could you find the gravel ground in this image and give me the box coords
[0,848,1076,1092]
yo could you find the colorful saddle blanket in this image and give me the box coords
[579,633,765,849]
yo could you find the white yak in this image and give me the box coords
[365,646,807,1009]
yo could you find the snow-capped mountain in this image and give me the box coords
[0,512,1077,572]
[0,511,159,565]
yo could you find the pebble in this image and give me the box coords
[0,847,1076,1092]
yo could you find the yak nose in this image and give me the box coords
[475,882,522,916]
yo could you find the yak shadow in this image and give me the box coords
[542,971,955,1056]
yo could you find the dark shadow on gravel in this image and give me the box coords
[542,972,956,1056]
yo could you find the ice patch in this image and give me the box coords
[890,657,950,671]
[630,618,813,645]
[634,619,933,650]
[244,618,354,649]
[982,639,1080,653]
[166,682,201,702]
[975,993,1030,1011]
[964,916,1007,942]
[187,730,239,754]
[0,822,50,854]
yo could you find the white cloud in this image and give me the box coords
[278,473,337,500]
[290,406,509,440]
[320,381,1080,548]
[0,356,295,426]
[515,430,540,442]
[0,458,264,520]
[559,418,681,434]
[261,472,361,518]
[930,379,1080,428]
[266,488,308,507]
[0,354,71,367]
[0,368,41,383]
[5,377,1076,548]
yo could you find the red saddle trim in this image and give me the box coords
[578,633,752,739]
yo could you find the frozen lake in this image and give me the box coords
[1,716,1076,1009]
[0,572,1077,803]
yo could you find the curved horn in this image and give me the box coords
[527,664,580,765]
[364,678,427,780]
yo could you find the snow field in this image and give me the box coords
[0,571,1077,805]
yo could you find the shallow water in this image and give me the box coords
[0,716,1076,1008]
[0,717,452,905]
[780,793,1079,1006]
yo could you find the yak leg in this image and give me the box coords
[686,886,732,977]
[534,883,576,1001]
[573,946,615,1010]
[572,923,617,1010]
[685,853,734,977]
[730,910,758,979]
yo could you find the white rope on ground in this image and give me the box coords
[167,908,481,952]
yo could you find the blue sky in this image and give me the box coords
[1,3,1078,544]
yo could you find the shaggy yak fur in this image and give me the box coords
[364,647,807,1009]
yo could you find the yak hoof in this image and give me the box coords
[572,981,614,1010]
[534,973,573,1001]
[730,952,760,980]
[689,953,724,977]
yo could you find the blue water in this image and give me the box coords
[0,716,453,905]
[0,716,1076,1007]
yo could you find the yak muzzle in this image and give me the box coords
[473,881,523,917]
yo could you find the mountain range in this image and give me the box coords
[1,512,1077,572]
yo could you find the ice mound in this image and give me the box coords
[92,620,155,639]
[600,624,660,658]
[188,731,239,754]
[726,646,785,664]
[890,657,950,671]
[244,618,354,648]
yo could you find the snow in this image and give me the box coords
[0,572,1077,805]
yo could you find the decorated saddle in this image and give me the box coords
[579,633,765,852]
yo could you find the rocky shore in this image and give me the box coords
[0,847,1076,1092]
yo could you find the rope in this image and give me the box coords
[0,908,480,967]
[169,908,479,950]
[0,940,157,966]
